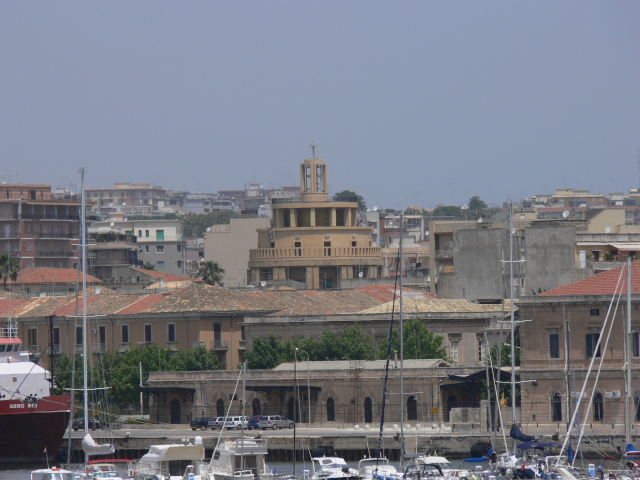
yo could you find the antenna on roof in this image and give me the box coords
[310,141,317,159]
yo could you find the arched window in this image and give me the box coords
[593,392,603,421]
[551,393,562,422]
[364,397,373,424]
[252,398,261,416]
[407,396,418,421]
[216,399,225,417]
[635,392,640,422]
[327,398,335,422]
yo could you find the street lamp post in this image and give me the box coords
[295,348,311,424]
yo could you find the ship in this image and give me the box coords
[0,322,72,465]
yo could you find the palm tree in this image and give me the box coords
[198,260,225,286]
[0,253,20,291]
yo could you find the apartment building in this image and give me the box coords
[93,218,187,276]
[85,183,167,216]
[0,184,82,270]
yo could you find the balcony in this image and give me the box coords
[434,248,454,259]
[27,344,40,354]
[91,343,106,354]
[211,340,229,350]
[119,342,130,352]
[0,231,19,239]
[35,251,75,258]
[250,246,382,260]
[192,341,205,348]
[166,341,178,351]
[51,344,62,355]
[36,232,77,239]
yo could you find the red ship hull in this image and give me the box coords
[0,394,72,464]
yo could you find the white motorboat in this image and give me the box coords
[406,454,476,480]
[31,467,75,480]
[308,456,359,480]
[208,436,282,480]
[357,457,399,480]
[132,438,206,480]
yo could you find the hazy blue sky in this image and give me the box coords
[2,2,638,210]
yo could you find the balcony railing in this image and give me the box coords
[35,251,75,258]
[434,249,454,259]
[211,340,229,350]
[0,327,18,338]
[36,233,77,239]
[0,231,19,239]
[120,342,130,352]
[27,345,40,354]
[91,343,106,354]
[250,246,382,260]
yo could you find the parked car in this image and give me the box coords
[190,417,212,431]
[247,415,261,430]
[258,415,294,430]
[224,416,249,430]
[207,417,226,430]
[72,417,104,431]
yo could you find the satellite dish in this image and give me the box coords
[206,227,211,232]
[123,217,127,221]
[122,202,126,206]
[260,281,266,287]
[110,222,114,227]
[477,217,484,224]
[562,210,570,218]
[358,271,363,278]
[95,288,101,294]
[373,206,379,212]
[40,292,46,297]
[604,226,612,233]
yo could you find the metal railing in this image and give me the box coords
[434,248,454,258]
[91,343,106,354]
[211,340,229,350]
[250,246,382,260]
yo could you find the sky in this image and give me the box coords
[1,2,639,211]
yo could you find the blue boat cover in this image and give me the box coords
[464,446,492,462]
[517,442,560,452]
[626,444,640,457]
[510,423,535,443]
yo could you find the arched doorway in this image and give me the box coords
[288,397,300,422]
[217,399,225,417]
[170,399,181,424]
[407,396,417,421]
[364,397,373,424]
[446,395,458,422]
[252,398,261,416]
[327,398,335,422]
[551,393,562,422]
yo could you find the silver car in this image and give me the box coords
[207,417,226,430]
[224,416,249,430]
[258,415,294,430]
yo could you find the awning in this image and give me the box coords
[609,243,640,251]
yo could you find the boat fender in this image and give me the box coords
[128,469,135,478]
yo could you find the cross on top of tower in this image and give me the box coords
[310,141,317,159]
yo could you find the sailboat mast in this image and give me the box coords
[80,167,89,435]
[509,202,516,453]
[626,257,632,446]
[399,214,404,468]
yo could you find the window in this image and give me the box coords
[26,242,31,252]
[549,333,560,359]
[593,392,604,421]
[635,392,640,422]
[364,397,372,423]
[168,324,176,343]
[145,324,152,343]
[72,244,78,252]
[352,241,357,247]
[145,245,150,252]
[213,323,222,347]
[551,393,562,422]
[121,325,129,344]
[157,261,164,269]
[478,339,485,363]
[26,223,32,233]
[586,333,601,358]
[450,340,459,365]
[407,396,418,421]
[156,245,164,253]
[138,230,142,237]
[633,332,639,358]
[177,244,182,252]
[177,261,182,268]
[76,326,83,345]
[53,327,60,349]
[156,230,164,241]
[28,328,37,347]
[590,309,600,316]
[145,230,149,237]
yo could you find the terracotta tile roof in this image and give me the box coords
[14,267,101,284]
[130,266,200,283]
[540,261,640,296]
[116,294,167,314]
[359,298,516,315]
[348,284,437,301]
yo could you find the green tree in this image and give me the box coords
[244,334,289,369]
[183,211,236,237]
[0,253,20,291]
[333,190,367,211]
[404,207,423,215]
[431,205,464,219]
[376,317,447,360]
[198,260,225,286]
[143,262,155,271]
[468,196,488,215]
